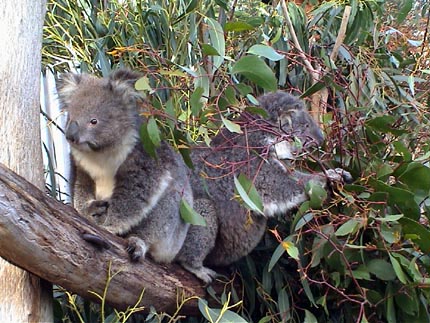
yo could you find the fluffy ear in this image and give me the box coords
[107,68,143,104]
[109,68,142,85]
[258,91,305,122]
[56,73,82,108]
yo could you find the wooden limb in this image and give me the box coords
[280,2,352,122]
[0,162,208,315]
[280,0,317,77]
[330,6,351,62]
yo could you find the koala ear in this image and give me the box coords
[107,69,143,104]
[56,73,82,108]
[109,68,142,85]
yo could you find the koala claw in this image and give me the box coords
[126,236,148,262]
[180,263,219,284]
[325,168,353,184]
[84,199,109,218]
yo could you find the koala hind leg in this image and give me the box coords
[177,198,219,284]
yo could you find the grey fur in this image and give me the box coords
[177,92,351,283]
[57,69,192,264]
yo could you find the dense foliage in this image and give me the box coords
[43,0,430,322]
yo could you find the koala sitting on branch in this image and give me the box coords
[177,92,352,283]
[57,69,193,264]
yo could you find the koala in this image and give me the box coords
[177,92,352,283]
[57,69,193,264]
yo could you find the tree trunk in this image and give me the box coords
[0,163,209,315]
[0,1,52,322]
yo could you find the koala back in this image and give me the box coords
[191,91,324,205]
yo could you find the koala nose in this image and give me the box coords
[66,121,80,144]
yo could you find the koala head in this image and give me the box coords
[57,69,142,152]
[257,92,324,159]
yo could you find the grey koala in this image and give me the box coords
[177,92,352,283]
[57,69,193,264]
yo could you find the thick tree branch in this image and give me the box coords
[0,162,210,315]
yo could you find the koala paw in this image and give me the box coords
[326,168,353,184]
[181,263,219,284]
[126,236,148,262]
[84,199,109,221]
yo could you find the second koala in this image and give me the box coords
[57,69,192,264]
[177,92,351,283]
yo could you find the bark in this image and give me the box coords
[0,163,209,315]
[0,1,52,322]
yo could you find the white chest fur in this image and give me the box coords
[71,130,137,200]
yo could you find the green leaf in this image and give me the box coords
[335,219,361,236]
[224,86,238,105]
[179,199,206,226]
[268,242,286,272]
[368,178,420,221]
[397,0,413,23]
[197,299,247,323]
[386,282,396,322]
[206,17,225,72]
[179,147,194,169]
[398,217,430,252]
[146,117,161,147]
[221,115,242,134]
[140,124,157,159]
[135,76,152,92]
[231,55,277,91]
[305,181,327,209]
[389,254,408,284]
[351,266,372,280]
[366,116,406,136]
[190,86,204,117]
[304,310,318,323]
[398,162,430,195]
[247,44,285,61]
[202,43,220,56]
[225,21,255,32]
[236,83,253,96]
[217,310,248,323]
[258,317,272,323]
[372,214,403,222]
[300,80,326,98]
[285,241,299,260]
[278,289,291,321]
[245,106,269,119]
[234,173,264,215]
[367,259,396,281]
[198,299,220,321]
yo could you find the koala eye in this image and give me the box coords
[89,118,98,125]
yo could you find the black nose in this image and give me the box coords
[65,121,80,143]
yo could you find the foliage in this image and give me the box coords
[43,0,430,322]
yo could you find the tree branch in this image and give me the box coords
[279,2,352,122]
[0,162,210,315]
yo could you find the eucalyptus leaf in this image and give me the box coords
[179,199,206,226]
[234,173,264,215]
[221,115,242,134]
[232,56,277,91]
[146,117,161,147]
[367,259,396,281]
[206,17,225,72]
[247,44,285,61]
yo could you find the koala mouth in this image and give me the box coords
[69,140,101,152]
